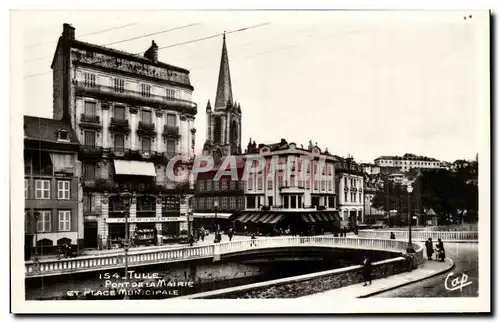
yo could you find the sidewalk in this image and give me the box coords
[301,258,454,299]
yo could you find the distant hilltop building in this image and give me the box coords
[374,153,443,173]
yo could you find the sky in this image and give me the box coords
[18,10,486,163]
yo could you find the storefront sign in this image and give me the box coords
[106,217,186,223]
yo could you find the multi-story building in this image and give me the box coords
[374,153,443,173]
[360,163,380,175]
[192,157,246,231]
[51,23,196,249]
[234,139,341,234]
[335,157,364,228]
[24,116,81,258]
[192,33,245,227]
[363,184,385,225]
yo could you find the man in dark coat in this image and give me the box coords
[425,237,434,260]
[362,256,372,286]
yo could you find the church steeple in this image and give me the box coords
[202,32,242,158]
[214,32,233,110]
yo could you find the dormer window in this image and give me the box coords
[57,129,70,142]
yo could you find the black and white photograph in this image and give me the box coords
[9,8,490,314]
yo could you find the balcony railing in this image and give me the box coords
[140,150,153,159]
[111,146,128,157]
[80,114,100,123]
[82,178,114,190]
[75,81,197,115]
[79,145,103,157]
[79,114,101,129]
[109,118,130,133]
[163,125,180,139]
[151,151,168,164]
[137,122,156,136]
[156,181,192,193]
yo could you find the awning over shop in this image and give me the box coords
[301,212,341,223]
[113,160,156,176]
[301,214,316,223]
[233,212,287,224]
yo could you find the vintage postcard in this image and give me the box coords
[10,9,490,314]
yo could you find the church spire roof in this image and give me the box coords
[214,32,233,109]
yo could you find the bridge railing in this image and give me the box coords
[25,237,422,278]
[358,230,478,241]
[25,244,215,277]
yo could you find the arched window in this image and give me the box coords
[230,120,238,144]
[213,116,222,143]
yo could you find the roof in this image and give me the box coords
[24,116,79,144]
[426,208,437,216]
[375,154,439,162]
[51,36,190,75]
[214,34,233,109]
[199,156,247,170]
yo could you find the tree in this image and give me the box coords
[372,169,478,225]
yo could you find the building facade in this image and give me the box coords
[335,157,364,228]
[24,116,81,258]
[202,33,242,159]
[233,139,341,235]
[374,153,443,173]
[191,157,246,231]
[51,23,196,249]
[361,163,380,175]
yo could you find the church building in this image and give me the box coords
[202,33,242,160]
[193,33,245,231]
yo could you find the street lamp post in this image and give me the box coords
[119,189,133,300]
[214,201,219,243]
[406,184,415,253]
[33,211,40,261]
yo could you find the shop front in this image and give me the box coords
[232,211,341,236]
[134,223,157,246]
[83,221,98,249]
[105,216,188,247]
[193,213,234,234]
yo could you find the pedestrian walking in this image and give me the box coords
[425,237,434,260]
[362,256,372,286]
[228,228,234,242]
[200,228,205,242]
[250,232,257,247]
[390,232,396,240]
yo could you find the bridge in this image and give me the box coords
[25,236,424,278]
[358,230,478,242]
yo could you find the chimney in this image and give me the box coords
[144,40,159,63]
[63,23,75,40]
